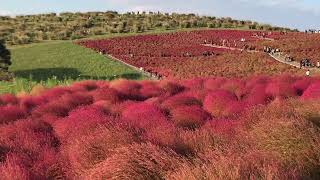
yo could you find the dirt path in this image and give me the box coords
[252,36,275,41]
[105,54,161,80]
[201,44,259,53]
[268,53,301,68]
[268,53,320,73]
[202,43,319,73]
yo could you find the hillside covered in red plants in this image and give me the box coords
[254,32,320,64]
[0,76,319,179]
[79,30,304,79]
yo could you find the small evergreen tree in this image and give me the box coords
[0,39,13,81]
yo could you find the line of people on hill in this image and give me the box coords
[252,32,273,38]
[305,29,320,34]
[139,67,163,80]
[204,38,258,52]
[99,49,107,55]
[264,46,295,62]
[263,46,320,76]
[263,46,282,56]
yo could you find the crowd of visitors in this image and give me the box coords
[305,29,320,34]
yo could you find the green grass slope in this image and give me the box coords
[0,41,144,94]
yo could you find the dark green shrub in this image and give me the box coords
[0,39,13,81]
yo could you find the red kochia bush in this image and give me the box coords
[0,105,26,124]
[90,87,121,104]
[220,79,246,99]
[265,81,296,99]
[32,92,93,118]
[162,94,202,110]
[292,78,316,96]
[0,154,31,180]
[122,102,168,130]
[170,105,211,129]
[204,78,227,91]
[53,105,111,140]
[0,119,56,153]
[19,96,47,113]
[40,87,72,101]
[110,79,142,100]
[180,78,205,90]
[64,126,136,176]
[244,84,272,106]
[0,94,18,106]
[301,82,320,100]
[203,90,238,117]
[139,81,164,99]
[71,80,99,92]
[159,81,185,96]
[83,143,184,179]
[203,119,239,134]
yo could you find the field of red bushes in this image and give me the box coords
[79,30,304,79]
[0,76,319,179]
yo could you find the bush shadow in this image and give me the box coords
[13,68,144,82]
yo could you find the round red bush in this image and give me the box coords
[0,94,18,106]
[122,102,168,130]
[203,90,238,117]
[170,105,210,129]
[204,78,226,91]
[0,105,26,124]
[162,94,202,110]
[301,82,320,100]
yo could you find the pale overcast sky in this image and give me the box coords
[0,0,319,30]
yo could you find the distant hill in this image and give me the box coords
[0,11,293,45]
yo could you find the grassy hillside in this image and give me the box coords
[0,41,144,94]
[0,11,292,45]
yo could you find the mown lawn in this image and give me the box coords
[0,41,145,94]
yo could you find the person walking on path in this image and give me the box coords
[306,69,310,77]
[317,61,320,68]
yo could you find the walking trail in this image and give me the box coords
[105,54,161,80]
[202,44,319,72]
[201,44,259,53]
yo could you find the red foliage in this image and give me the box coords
[0,76,319,179]
[203,90,238,117]
[0,105,26,124]
[301,82,320,100]
[79,30,303,79]
[19,96,47,113]
[90,87,121,104]
[122,102,168,130]
[83,143,183,179]
[159,81,185,95]
[71,80,99,91]
[0,154,31,180]
[32,92,93,118]
[40,87,73,101]
[292,78,316,96]
[110,79,143,100]
[204,78,227,91]
[53,105,111,140]
[203,119,239,135]
[162,94,202,110]
[265,81,296,99]
[0,94,19,106]
[139,81,164,99]
[170,105,210,129]
[244,84,273,106]
[180,78,205,90]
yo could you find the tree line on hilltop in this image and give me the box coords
[0,11,294,45]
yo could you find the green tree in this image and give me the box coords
[0,39,13,81]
